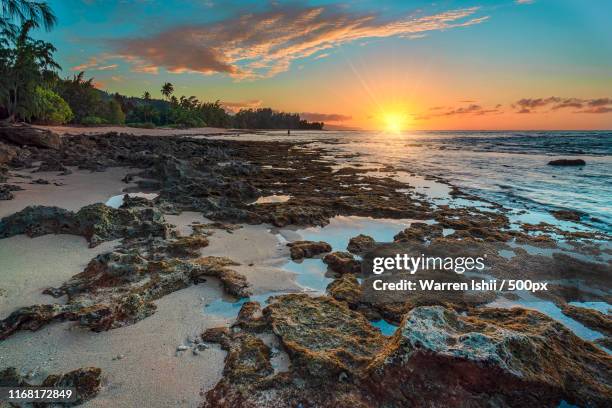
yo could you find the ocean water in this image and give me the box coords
[286,130,611,234]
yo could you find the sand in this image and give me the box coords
[1,166,136,218]
[1,171,300,406]
[34,125,232,137]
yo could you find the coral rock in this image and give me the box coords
[287,240,332,260]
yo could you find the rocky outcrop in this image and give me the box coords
[0,243,249,340]
[548,159,586,166]
[0,366,101,405]
[287,240,332,260]
[202,298,612,408]
[0,203,170,247]
[323,251,361,274]
[347,234,375,254]
[365,306,612,407]
[560,304,612,337]
[0,124,61,149]
[551,209,582,222]
[393,222,443,242]
[327,274,362,308]
[0,184,22,200]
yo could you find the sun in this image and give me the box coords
[382,111,408,133]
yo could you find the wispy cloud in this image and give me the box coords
[300,112,352,122]
[108,4,487,79]
[71,57,118,72]
[515,0,535,4]
[513,97,612,113]
[415,103,502,120]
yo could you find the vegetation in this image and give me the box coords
[0,1,325,130]
[33,85,72,124]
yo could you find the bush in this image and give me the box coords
[33,87,73,125]
[81,116,107,126]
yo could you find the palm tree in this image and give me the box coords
[1,0,57,33]
[160,82,173,100]
[142,91,151,101]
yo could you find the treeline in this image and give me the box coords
[0,12,323,130]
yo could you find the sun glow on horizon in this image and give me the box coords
[381,110,409,133]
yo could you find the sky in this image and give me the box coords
[36,0,612,130]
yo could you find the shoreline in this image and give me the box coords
[1,128,610,406]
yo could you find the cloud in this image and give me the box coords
[515,0,535,4]
[71,57,118,72]
[110,4,487,79]
[416,103,502,120]
[299,112,352,122]
[512,97,612,113]
[221,99,263,113]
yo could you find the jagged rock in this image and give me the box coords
[551,209,582,222]
[0,124,61,149]
[327,274,362,308]
[365,306,612,407]
[0,203,169,247]
[203,298,612,408]
[35,159,69,173]
[0,184,22,200]
[394,222,443,242]
[548,159,586,166]
[192,256,250,297]
[166,235,209,257]
[1,245,249,339]
[347,234,375,254]
[264,294,384,379]
[0,366,101,406]
[287,240,332,260]
[323,251,361,274]
[560,304,612,337]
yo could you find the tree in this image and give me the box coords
[142,91,151,100]
[32,85,72,124]
[161,82,173,100]
[54,71,102,123]
[1,0,56,35]
[0,20,60,122]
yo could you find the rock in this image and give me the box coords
[365,306,612,407]
[0,203,170,247]
[551,209,582,222]
[177,345,189,351]
[548,159,586,166]
[0,141,17,164]
[31,178,50,184]
[0,184,22,200]
[347,234,375,254]
[166,235,209,257]
[41,367,102,405]
[287,240,332,260]
[560,304,612,337]
[394,222,443,242]
[192,256,250,297]
[323,251,361,274]
[1,366,101,405]
[327,274,362,308]
[0,124,61,149]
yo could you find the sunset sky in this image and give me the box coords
[38,0,612,130]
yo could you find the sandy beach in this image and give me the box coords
[0,162,298,407]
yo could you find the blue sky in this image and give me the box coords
[33,0,612,129]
